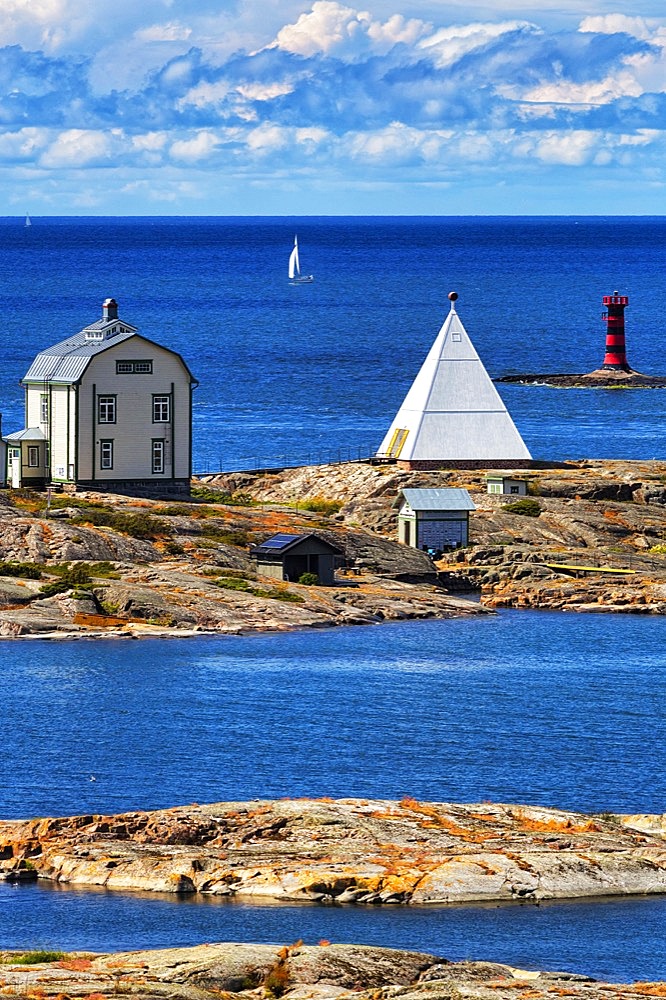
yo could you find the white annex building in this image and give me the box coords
[376,292,532,470]
[5,298,197,496]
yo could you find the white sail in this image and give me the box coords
[288,236,300,279]
[25,213,31,227]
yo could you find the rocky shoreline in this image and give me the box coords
[2,797,665,905]
[2,457,666,638]
[4,940,661,1000]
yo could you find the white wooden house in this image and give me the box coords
[395,488,476,552]
[486,473,529,496]
[376,292,531,469]
[5,298,197,496]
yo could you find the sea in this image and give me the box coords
[1,216,666,469]
[1,218,666,982]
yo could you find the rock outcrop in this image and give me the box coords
[0,489,485,638]
[2,798,665,905]
[2,940,649,1000]
[202,460,666,615]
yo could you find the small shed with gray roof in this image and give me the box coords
[395,488,476,552]
[251,533,343,586]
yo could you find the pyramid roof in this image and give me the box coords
[376,295,531,463]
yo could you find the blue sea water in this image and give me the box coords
[1,216,666,470]
[1,612,666,979]
[2,218,666,980]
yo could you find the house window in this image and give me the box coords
[98,395,116,423]
[152,440,164,474]
[488,482,502,494]
[510,485,520,494]
[153,395,170,422]
[27,446,40,467]
[40,394,49,423]
[116,360,153,374]
[100,440,114,470]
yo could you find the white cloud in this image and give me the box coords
[418,19,540,68]
[0,127,49,161]
[270,1,430,59]
[170,131,220,162]
[236,81,296,101]
[39,129,118,167]
[578,15,657,41]
[134,21,193,43]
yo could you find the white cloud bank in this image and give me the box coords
[0,0,664,213]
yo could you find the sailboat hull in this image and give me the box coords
[289,275,314,284]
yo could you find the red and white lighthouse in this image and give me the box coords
[601,291,630,372]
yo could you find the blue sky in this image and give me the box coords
[1,0,665,215]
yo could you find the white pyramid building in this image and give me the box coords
[376,292,532,469]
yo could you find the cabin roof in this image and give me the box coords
[251,532,343,557]
[376,296,531,463]
[4,426,48,443]
[397,488,476,511]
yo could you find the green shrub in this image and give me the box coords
[299,497,342,515]
[0,561,43,579]
[156,504,203,518]
[70,509,172,539]
[191,486,255,506]
[298,572,319,585]
[4,950,67,965]
[163,541,185,555]
[649,543,666,555]
[39,562,92,597]
[501,498,542,517]
[214,578,304,604]
[201,525,250,547]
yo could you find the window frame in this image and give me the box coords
[27,445,40,468]
[152,394,171,423]
[100,440,114,470]
[116,360,153,374]
[151,439,165,474]
[98,395,117,424]
[40,393,49,424]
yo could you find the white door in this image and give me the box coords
[9,448,21,488]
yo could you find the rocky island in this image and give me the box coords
[2,456,666,637]
[3,939,666,1000]
[2,797,665,904]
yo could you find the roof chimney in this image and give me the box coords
[102,298,118,322]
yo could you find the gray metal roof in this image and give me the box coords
[23,320,138,384]
[4,427,47,442]
[398,488,476,511]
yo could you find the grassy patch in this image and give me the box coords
[3,950,67,965]
[215,578,304,603]
[0,561,43,580]
[501,498,542,517]
[70,509,172,539]
[191,486,255,506]
[200,524,252,547]
[298,497,342,515]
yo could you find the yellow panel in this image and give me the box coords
[387,428,409,458]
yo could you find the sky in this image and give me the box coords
[0,0,665,215]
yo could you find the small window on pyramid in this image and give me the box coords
[451,331,462,342]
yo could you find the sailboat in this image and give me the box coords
[288,235,313,283]
[24,213,32,228]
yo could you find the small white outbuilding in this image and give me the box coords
[395,487,476,553]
